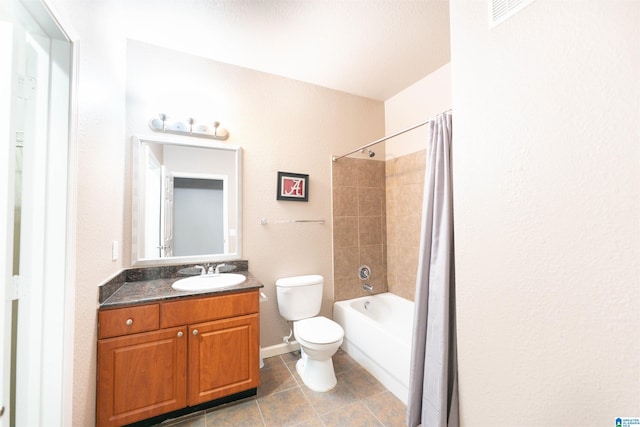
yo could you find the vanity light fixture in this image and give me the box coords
[148,114,230,141]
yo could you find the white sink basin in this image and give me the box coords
[172,273,246,291]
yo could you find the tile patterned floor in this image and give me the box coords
[155,349,407,427]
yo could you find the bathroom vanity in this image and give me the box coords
[96,267,262,427]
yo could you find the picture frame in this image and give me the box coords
[277,171,309,202]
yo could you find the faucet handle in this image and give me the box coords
[214,263,226,274]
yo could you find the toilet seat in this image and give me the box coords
[294,316,344,344]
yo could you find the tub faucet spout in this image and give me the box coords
[362,283,373,292]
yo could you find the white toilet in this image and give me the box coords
[275,275,344,392]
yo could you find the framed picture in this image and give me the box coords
[277,171,309,202]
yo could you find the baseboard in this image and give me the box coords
[261,341,300,359]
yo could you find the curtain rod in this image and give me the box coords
[331,109,452,162]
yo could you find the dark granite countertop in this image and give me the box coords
[100,265,264,309]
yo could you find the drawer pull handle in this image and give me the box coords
[192,329,198,335]
[177,331,183,337]
[125,319,133,326]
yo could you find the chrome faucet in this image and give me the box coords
[362,283,373,292]
[207,265,215,274]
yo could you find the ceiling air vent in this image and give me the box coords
[489,0,535,28]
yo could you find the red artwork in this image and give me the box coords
[277,172,309,201]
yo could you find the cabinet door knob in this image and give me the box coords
[177,331,183,337]
[125,319,133,326]
[192,329,198,335]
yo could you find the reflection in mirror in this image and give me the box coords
[133,136,242,265]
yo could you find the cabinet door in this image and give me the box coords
[97,327,187,427]
[188,313,259,405]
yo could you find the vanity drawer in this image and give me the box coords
[161,290,259,328]
[99,304,160,339]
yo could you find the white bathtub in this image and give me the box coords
[333,292,414,404]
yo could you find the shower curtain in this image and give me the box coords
[406,112,458,427]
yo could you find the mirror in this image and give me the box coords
[132,135,242,265]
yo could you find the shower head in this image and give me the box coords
[361,148,375,158]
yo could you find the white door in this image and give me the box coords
[0,1,74,425]
[143,145,162,258]
[161,166,175,257]
[0,20,16,425]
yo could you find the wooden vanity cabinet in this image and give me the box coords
[97,290,260,427]
[188,313,259,404]
[97,326,187,427]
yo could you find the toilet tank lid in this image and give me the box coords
[275,274,323,287]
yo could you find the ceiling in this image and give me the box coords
[115,0,451,101]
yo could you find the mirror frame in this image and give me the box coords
[131,135,242,266]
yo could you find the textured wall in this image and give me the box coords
[385,63,452,159]
[450,1,640,425]
[47,1,128,426]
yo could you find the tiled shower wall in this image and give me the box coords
[385,150,426,302]
[331,151,426,303]
[332,158,387,301]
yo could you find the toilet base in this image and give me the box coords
[296,351,337,392]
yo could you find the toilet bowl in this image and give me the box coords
[275,275,345,392]
[293,316,344,392]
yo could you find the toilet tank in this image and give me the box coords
[275,275,323,321]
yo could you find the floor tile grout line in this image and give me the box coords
[256,360,300,399]
[253,396,268,427]
[298,384,326,425]
[361,390,409,427]
[283,360,303,387]
[258,382,300,399]
[366,404,387,427]
[286,357,359,426]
